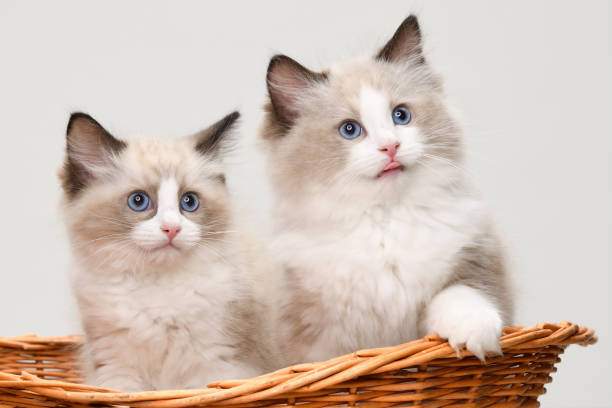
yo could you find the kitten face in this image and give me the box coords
[262,16,463,202]
[60,112,238,270]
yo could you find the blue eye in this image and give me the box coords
[338,120,362,140]
[127,192,151,212]
[392,106,412,125]
[180,192,199,212]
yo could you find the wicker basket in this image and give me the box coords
[0,322,596,407]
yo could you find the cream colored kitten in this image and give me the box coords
[59,112,275,391]
[261,16,514,365]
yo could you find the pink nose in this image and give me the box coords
[161,225,181,241]
[379,142,400,158]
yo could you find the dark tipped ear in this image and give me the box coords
[266,55,327,127]
[61,113,126,197]
[194,111,240,157]
[376,15,425,64]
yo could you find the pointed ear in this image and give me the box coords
[61,113,126,197]
[376,15,425,64]
[266,55,327,127]
[194,110,240,158]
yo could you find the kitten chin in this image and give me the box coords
[60,111,277,391]
[261,15,514,366]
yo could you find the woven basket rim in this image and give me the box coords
[0,321,597,407]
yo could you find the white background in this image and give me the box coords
[0,1,609,407]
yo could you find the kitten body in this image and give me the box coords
[262,17,514,365]
[60,113,274,391]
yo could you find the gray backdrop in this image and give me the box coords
[0,1,609,407]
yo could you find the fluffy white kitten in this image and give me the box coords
[59,112,275,391]
[261,16,514,365]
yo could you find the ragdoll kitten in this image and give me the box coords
[262,15,514,365]
[59,111,274,391]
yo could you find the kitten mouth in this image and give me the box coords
[152,242,179,251]
[377,161,404,178]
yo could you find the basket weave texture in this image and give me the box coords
[0,322,596,408]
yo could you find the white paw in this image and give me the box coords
[425,285,503,361]
[434,309,502,361]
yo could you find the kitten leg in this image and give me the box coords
[424,284,502,361]
[87,363,146,392]
[81,342,147,391]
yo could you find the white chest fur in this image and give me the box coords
[71,257,257,390]
[273,196,485,363]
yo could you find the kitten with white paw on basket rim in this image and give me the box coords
[261,15,514,366]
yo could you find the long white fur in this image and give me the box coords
[62,129,274,391]
[70,175,264,391]
[271,85,504,364]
